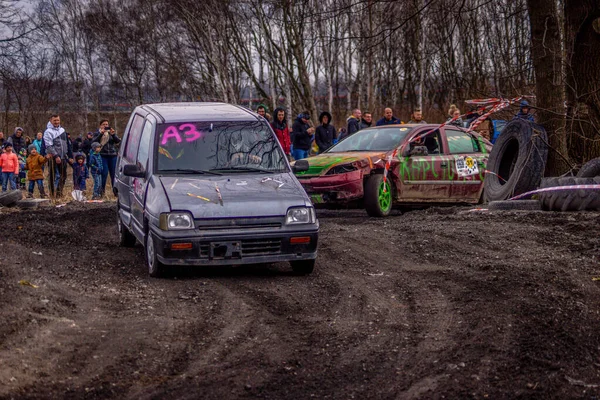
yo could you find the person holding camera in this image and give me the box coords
[92,119,121,196]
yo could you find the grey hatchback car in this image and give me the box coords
[114,103,318,277]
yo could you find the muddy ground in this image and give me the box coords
[0,202,599,399]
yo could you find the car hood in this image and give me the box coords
[295,151,387,177]
[159,173,309,219]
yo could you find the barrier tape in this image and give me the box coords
[509,184,600,200]
[382,148,398,193]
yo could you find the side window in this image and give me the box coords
[412,129,441,155]
[136,120,154,168]
[446,128,480,154]
[124,115,145,161]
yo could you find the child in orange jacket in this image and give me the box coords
[26,144,47,198]
[0,143,19,191]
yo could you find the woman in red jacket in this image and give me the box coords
[270,107,291,160]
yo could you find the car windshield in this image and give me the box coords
[156,121,288,173]
[327,127,413,152]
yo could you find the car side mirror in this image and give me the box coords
[292,159,309,173]
[409,146,429,157]
[123,163,146,178]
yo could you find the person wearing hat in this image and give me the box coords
[514,100,535,122]
[315,111,336,153]
[89,142,104,200]
[25,144,47,198]
[291,111,315,160]
[6,127,27,155]
[80,131,95,157]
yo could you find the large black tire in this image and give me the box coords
[364,174,393,217]
[539,176,600,211]
[145,233,165,278]
[577,157,600,177]
[488,200,542,211]
[484,119,548,202]
[290,259,315,275]
[117,213,137,247]
[0,190,23,207]
[15,199,40,209]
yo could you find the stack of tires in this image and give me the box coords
[539,159,600,211]
[484,119,548,210]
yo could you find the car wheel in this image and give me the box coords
[117,214,137,247]
[290,259,315,275]
[364,174,393,217]
[145,233,164,278]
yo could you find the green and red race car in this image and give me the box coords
[293,124,492,216]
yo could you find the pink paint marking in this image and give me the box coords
[161,126,182,145]
[179,123,201,142]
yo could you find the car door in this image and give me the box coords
[396,128,456,202]
[131,117,155,235]
[442,127,488,202]
[116,113,145,222]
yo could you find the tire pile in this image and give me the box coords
[484,118,600,212]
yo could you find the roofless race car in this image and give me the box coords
[294,124,493,217]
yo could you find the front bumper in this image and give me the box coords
[150,225,318,266]
[297,169,364,203]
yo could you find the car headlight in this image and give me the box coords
[159,212,194,230]
[326,163,358,175]
[286,207,316,225]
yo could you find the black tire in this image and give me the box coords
[145,233,165,278]
[577,157,600,177]
[484,119,548,202]
[117,214,137,247]
[15,199,39,209]
[539,176,600,211]
[0,190,23,207]
[364,174,393,217]
[488,200,542,211]
[290,259,315,275]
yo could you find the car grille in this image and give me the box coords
[196,239,282,258]
[195,217,283,230]
[241,238,282,256]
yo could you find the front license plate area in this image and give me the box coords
[210,241,242,259]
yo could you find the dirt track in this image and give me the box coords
[1,203,599,399]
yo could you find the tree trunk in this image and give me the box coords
[564,0,600,166]
[526,0,570,175]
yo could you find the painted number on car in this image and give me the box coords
[455,156,479,177]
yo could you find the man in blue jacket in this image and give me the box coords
[376,108,402,126]
[513,100,535,122]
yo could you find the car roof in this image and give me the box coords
[138,102,260,123]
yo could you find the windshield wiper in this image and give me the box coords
[160,168,222,176]
[210,166,277,174]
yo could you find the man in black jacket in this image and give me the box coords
[291,112,315,160]
[345,109,362,138]
[81,132,94,158]
[359,112,373,130]
[315,111,336,153]
[92,119,121,195]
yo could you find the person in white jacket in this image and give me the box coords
[43,114,73,198]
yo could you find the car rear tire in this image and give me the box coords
[364,174,393,217]
[290,259,315,275]
[117,214,137,247]
[145,233,164,278]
